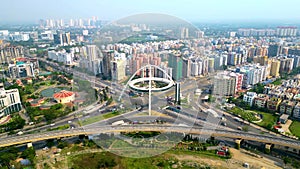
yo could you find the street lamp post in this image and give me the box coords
[148,64,152,116]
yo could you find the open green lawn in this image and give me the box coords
[256,111,278,129]
[181,98,188,104]
[229,108,278,129]
[80,110,126,126]
[289,121,300,138]
[47,124,70,131]
[68,149,225,169]
[229,107,259,122]
[103,111,121,119]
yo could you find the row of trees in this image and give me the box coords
[0,114,25,133]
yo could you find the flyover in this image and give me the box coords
[1,125,300,149]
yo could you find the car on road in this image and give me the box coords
[68,121,72,124]
[233,117,241,122]
[50,123,55,126]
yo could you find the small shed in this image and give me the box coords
[279,114,289,124]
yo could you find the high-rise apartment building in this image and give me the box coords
[48,50,74,65]
[253,55,268,66]
[60,32,71,46]
[101,50,114,78]
[168,53,183,81]
[213,73,236,96]
[239,64,267,87]
[279,57,294,73]
[8,62,35,78]
[276,27,297,37]
[0,46,24,64]
[111,58,126,81]
[268,44,282,57]
[180,27,189,39]
[270,59,280,77]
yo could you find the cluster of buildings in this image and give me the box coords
[39,30,86,45]
[47,45,103,75]
[79,45,102,75]
[0,29,89,47]
[243,77,300,119]
[0,42,40,79]
[253,55,300,76]
[57,35,300,84]
[0,43,24,64]
[214,55,299,96]
[48,49,75,65]
[0,30,30,41]
[237,29,277,37]
[8,57,39,79]
[39,16,101,29]
[237,27,298,37]
[213,63,270,96]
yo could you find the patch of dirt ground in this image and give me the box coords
[171,148,283,169]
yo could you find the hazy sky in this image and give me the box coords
[1,0,300,24]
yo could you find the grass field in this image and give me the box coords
[229,107,278,129]
[80,114,104,126]
[68,150,225,169]
[47,124,70,131]
[289,121,300,138]
[169,150,225,160]
[229,107,259,122]
[80,110,126,126]
[103,111,121,119]
[257,111,278,129]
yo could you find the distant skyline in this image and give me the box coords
[1,0,300,24]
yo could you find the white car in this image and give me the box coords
[50,123,55,126]
[68,121,72,124]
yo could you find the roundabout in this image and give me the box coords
[128,77,175,92]
[126,64,175,93]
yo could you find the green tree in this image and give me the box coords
[103,89,108,101]
[21,147,36,162]
[208,95,215,102]
[5,115,26,131]
[283,156,291,165]
[97,154,117,168]
[46,139,55,148]
[57,141,69,149]
[250,83,265,94]
[242,126,249,132]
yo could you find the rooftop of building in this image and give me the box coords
[53,90,74,99]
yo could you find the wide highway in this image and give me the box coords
[0,125,300,149]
